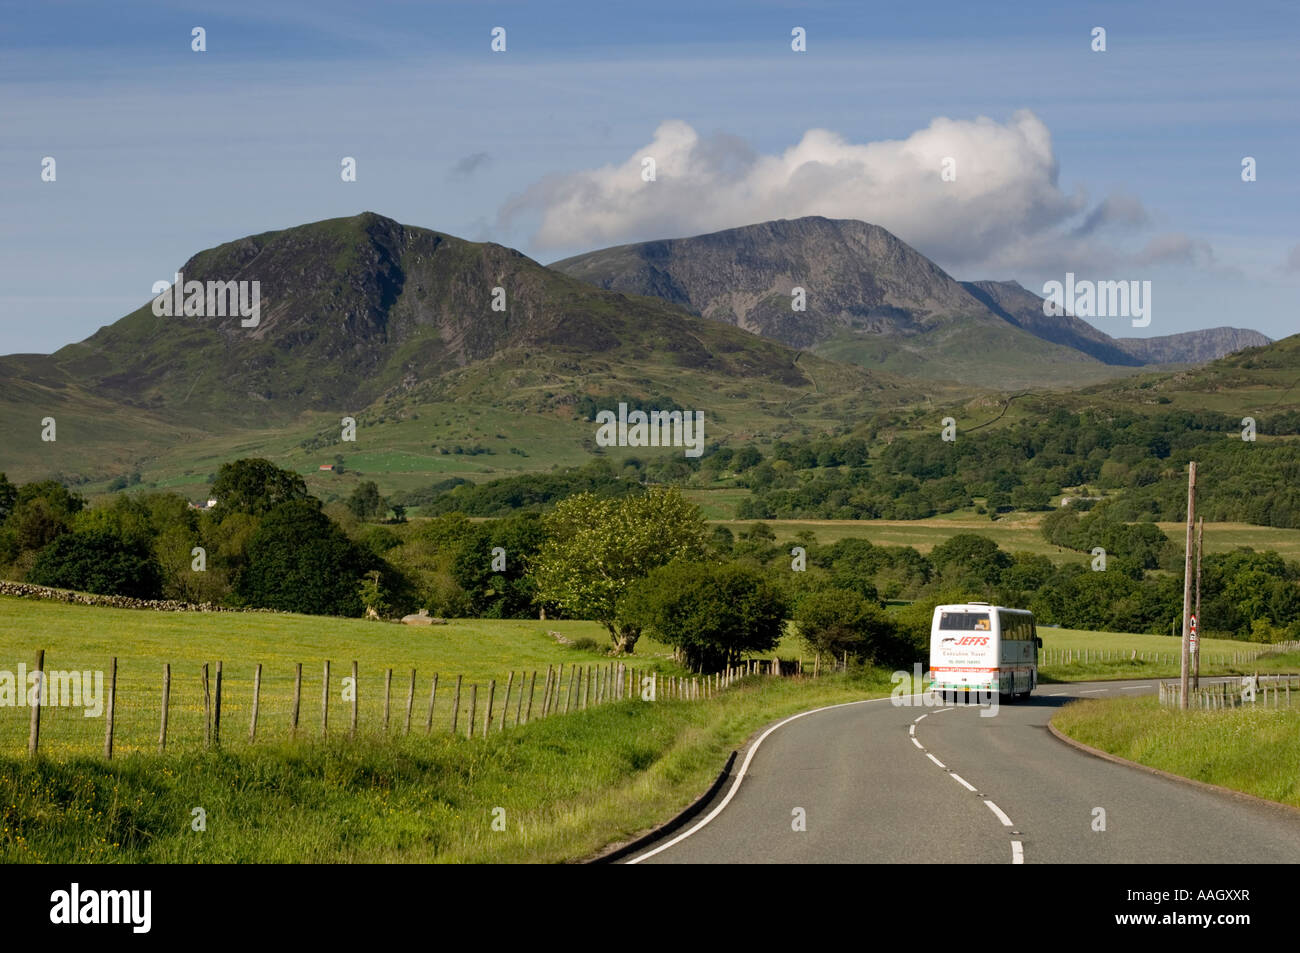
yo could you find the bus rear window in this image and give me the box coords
[939,612,990,631]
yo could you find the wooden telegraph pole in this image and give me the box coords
[1192,515,1203,690]
[1179,462,1197,710]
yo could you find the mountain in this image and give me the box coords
[966,281,1272,365]
[553,217,1270,382]
[1115,328,1274,365]
[958,280,1142,366]
[0,212,923,487]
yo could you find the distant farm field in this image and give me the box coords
[696,510,1300,564]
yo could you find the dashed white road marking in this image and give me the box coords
[908,725,916,736]
[1119,686,1142,690]
[949,772,977,792]
[1045,692,1065,696]
[926,753,946,768]
[984,800,1014,826]
[1079,689,1106,694]
[914,714,928,722]
[934,707,955,715]
[911,737,925,750]
[1012,841,1024,864]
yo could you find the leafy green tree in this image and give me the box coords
[626,560,789,671]
[348,481,383,520]
[236,499,371,616]
[533,488,707,653]
[0,473,16,525]
[28,530,162,599]
[211,459,310,518]
[794,588,905,665]
[450,512,546,618]
[930,534,1012,587]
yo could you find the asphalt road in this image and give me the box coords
[628,678,1300,864]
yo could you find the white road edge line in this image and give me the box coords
[984,800,1013,826]
[926,753,946,768]
[949,772,976,791]
[1011,840,1024,864]
[914,714,928,722]
[1045,692,1065,696]
[934,707,955,715]
[908,725,916,736]
[625,693,927,864]
[911,736,925,749]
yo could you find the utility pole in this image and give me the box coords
[1192,515,1203,690]
[1179,462,1197,710]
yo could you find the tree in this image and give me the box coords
[450,512,546,618]
[236,499,371,616]
[532,488,707,653]
[929,533,1011,587]
[0,473,16,525]
[28,530,163,599]
[348,481,383,520]
[794,588,905,665]
[211,459,310,518]
[626,560,789,671]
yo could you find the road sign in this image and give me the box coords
[1190,614,1198,648]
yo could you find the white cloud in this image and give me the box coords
[500,111,1180,277]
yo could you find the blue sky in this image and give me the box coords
[2,0,1297,354]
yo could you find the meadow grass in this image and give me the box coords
[0,595,687,758]
[1052,694,1300,809]
[0,669,896,863]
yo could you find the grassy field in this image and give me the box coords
[0,669,897,863]
[1052,693,1300,809]
[0,595,694,758]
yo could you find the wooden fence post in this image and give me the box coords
[350,660,358,740]
[564,666,576,714]
[451,675,463,735]
[525,671,537,722]
[426,674,439,733]
[405,669,416,734]
[158,662,170,753]
[202,663,212,748]
[291,662,302,737]
[468,684,477,740]
[484,680,495,737]
[321,660,330,739]
[501,672,514,730]
[28,649,44,757]
[539,665,552,717]
[515,672,525,727]
[213,660,223,749]
[383,668,393,733]
[250,663,262,743]
[582,666,590,709]
[103,657,117,760]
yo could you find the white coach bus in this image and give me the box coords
[928,603,1042,702]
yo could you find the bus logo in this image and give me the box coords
[953,637,989,647]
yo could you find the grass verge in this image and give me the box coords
[1051,694,1300,809]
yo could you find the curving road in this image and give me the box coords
[628,678,1300,864]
